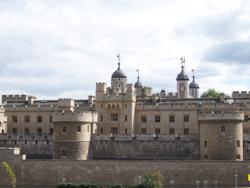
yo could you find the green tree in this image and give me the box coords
[143,171,164,188]
[2,161,16,188]
[201,89,230,98]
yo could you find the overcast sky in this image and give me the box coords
[0,0,249,100]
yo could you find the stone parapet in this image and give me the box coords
[198,112,244,121]
[53,111,97,123]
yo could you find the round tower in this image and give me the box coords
[134,69,143,98]
[53,108,97,160]
[111,54,127,94]
[189,69,199,98]
[176,57,189,99]
[198,111,244,160]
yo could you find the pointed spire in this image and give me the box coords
[117,54,120,69]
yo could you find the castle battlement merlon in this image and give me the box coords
[53,111,98,123]
[232,91,250,98]
[2,94,36,105]
[198,111,244,121]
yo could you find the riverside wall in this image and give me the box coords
[1,148,250,188]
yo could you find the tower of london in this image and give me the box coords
[0,56,249,162]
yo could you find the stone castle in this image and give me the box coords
[0,56,250,161]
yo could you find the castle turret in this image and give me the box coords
[111,54,127,94]
[134,69,144,98]
[189,70,199,98]
[176,57,189,98]
[53,99,98,160]
[198,110,244,160]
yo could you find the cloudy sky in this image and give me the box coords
[0,0,249,100]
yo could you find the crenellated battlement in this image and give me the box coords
[53,111,98,123]
[232,91,250,98]
[57,98,74,108]
[198,111,244,121]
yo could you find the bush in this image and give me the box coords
[57,183,124,188]
[106,185,122,188]
[57,183,102,188]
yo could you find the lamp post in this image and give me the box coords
[138,175,141,185]
[234,174,238,188]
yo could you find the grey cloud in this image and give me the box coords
[203,40,250,64]
[175,11,249,40]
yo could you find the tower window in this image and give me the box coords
[100,115,103,122]
[37,128,42,135]
[141,128,147,134]
[169,115,175,123]
[204,154,208,159]
[125,128,128,135]
[141,115,147,123]
[62,126,67,133]
[12,128,17,134]
[12,116,17,123]
[24,115,30,123]
[221,125,226,134]
[184,128,189,135]
[49,115,53,123]
[155,115,161,123]
[155,128,160,135]
[37,116,43,123]
[237,140,240,147]
[24,127,30,134]
[111,127,118,134]
[204,140,208,148]
[125,115,128,121]
[169,128,175,134]
[100,128,103,134]
[50,128,54,135]
[77,126,81,133]
[111,113,118,121]
[61,148,67,158]
[237,154,241,159]
[184,115,189,122]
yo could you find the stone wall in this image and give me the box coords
[3,159,250,187]
[90,135,200,160]
[2,148,250,187]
